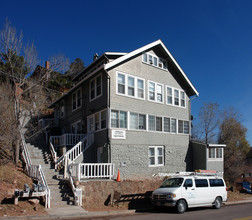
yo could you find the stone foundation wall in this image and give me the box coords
[79,179,163,210]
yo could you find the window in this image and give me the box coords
[128,76,135,96]
[130,113,138,130]
[184,121,189,134]
[142,53,168,71]
[171,118,177,133]
[101,110,107,129]
[209,179,224,187]
[137,79,144,99]
[88,109,107,132]
[90,74,102,101]
[208,148,223,159]
[178,120,190,134]
[148,81,164,103]
[117,72,145,100]
[59,100,64,118]
[148,115,162,132]
[95,113,100,131]
[183,179,193,188]
[216,148,222,158]
[178,120,183,133]
[72,88,82,111]
[157,84,163,102]
[149,82,155,101]
[164,117,170,132]
[156,117,162,131]
[208,148,216,158]
[117,73,125,94]
[149,146,164,166]
[111,110,127,129]
[167,87,173,105]
[130,113,146,130]
[174,89,179,106]
[166,86,186,108]
[195,179,208,187]
[148,115,155,131]
[180,91,185,107]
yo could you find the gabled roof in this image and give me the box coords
[104,39,199,97]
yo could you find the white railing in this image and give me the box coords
[50,134,86,148]
[70,163,115,181]
[21,132,32,168]
[68,167,82,206]
[54,134,91,172]
[28,165,51,208]
[49,142,57,163]
[20,132,50,208]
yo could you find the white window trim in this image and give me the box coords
[87,109,107,133]
[110,109,128,129]
[166,85,186,109]
[148,80,164,104]
[129,112,147,131]
[89,74,103,102]
[72,88,82,112]
[149,146,164,167]
[116,71,145,100]
[208,148,223,161]
[142,52,168,71]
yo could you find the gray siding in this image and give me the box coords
[207,160,224,173]
[107,50,192,179]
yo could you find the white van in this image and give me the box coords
[152,173,227,213]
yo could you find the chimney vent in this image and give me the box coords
[93,53,99,61]
[45,61,50,69]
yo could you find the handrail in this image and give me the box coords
[49,142,57,163]
[68,165,82,206]
[54,134,90,171]
[50,133,86,148]
[20,131,51,208]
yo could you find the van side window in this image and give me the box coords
[209,179,224,187]
[183,179,193,187]
[195,179,208,187]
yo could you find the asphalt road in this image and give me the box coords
[81,203,252,220]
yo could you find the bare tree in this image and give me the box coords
[0,20,71,165]
[193,102,220,144]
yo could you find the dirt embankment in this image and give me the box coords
[0,163,47,217]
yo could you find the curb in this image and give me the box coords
[224,199,252,206]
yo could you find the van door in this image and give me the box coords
[181,178,196,206]
[194,179,212,205]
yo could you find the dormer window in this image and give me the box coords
[142,53,167,71]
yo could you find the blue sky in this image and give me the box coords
[1,0,252,144]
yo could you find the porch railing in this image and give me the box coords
[50,134,86,148]
[53,134,92,171]
[70,163,115,181]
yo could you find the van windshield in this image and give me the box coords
[160,178,184,188]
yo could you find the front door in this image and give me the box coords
[97,146,103,163]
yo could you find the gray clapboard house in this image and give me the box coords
[48,40,224,179]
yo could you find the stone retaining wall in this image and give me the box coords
[79,179,163,210]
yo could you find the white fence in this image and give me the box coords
[70,163,115,181]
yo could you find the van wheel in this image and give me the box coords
[176,199,187,214]
[213,197,222,209]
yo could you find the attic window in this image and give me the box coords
[142,53,167,70]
